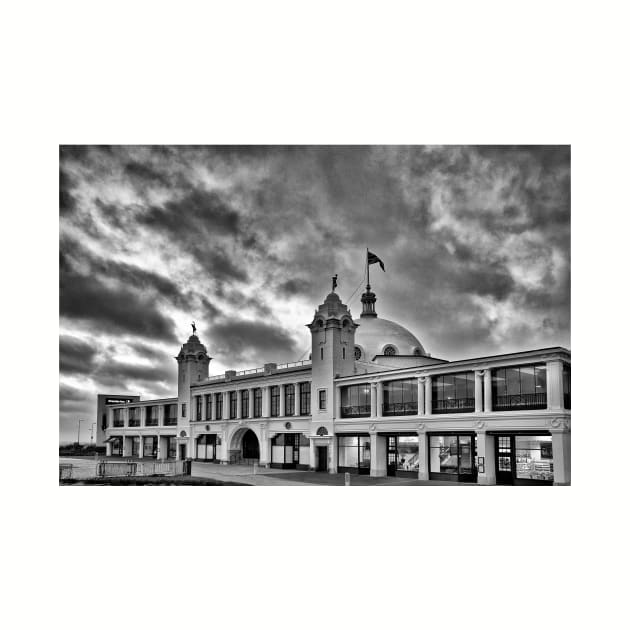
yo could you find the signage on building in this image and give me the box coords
[105,397,135,405]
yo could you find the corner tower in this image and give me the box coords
[308,289,358,426]
[176,330,211,426]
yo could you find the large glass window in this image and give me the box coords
[229,391,237,419]
[563,364,571,409]
[515,436,554,482]
[128,408,140,427]
[215,393,223,420]
[205,394,212,420]
[284,385,295,415]
[270,386,280,417]
[196,396,203,421]
[113,408,124,427]
[337,436,371,471]
[383,379,417,415]
[196,434,217,461]
[241,390,249,418]
[110,436,122,456]
[492,364,547,410]
[167,436,177,459]
[253,388,262,417]
[146,406,158,426]
[432,372,475,413]
[131,436,140,457]
[165,404,177,426]
[387,436,419,472]
[143,436,157,458]
[299,383,311,415]
[319,389,326,410]
[340,384,371,417]
[429,435,474,476]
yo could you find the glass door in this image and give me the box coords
[458,435,475,481]
[387,437,397,476]
[496,435,515,485]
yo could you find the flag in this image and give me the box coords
[367,250,385,272]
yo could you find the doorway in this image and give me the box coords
[496,435,514,485]
[242,429,260,460]
[317,446,328,472]
[179,444,187,460]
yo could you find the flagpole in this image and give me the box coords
[366,247,369,287]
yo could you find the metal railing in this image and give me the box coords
[340,405,371,418]
[493,392,547,410]
[432,397,475,414]
[382,402,418,416]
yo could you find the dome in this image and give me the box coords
[353,316,427,360]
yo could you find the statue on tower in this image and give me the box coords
[332,274,338,292]
[191,321,197,336]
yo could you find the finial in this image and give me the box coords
[332,274,338,292]
[191,321,196,335]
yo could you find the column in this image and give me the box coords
[279,384,285,417]
[476,431,496,485]
[124,407,130,427]
[223,392,229,419]
[220,431,229,465]
[417,431,429,480]
[158,405,165,426]
[107,408,114,427]
[336,385,342,419]
[263,386,270,418]
[309,439,316,471]
[546,360,563,410]
[140,406,147,427]
[417,377,425,416]
[294,383,301,416]
[122,436,131,457]
[370,383,377,418]
[329,435,338,474]
[369,432,387,477]
[551,430,571,485]
[236,390,242,419]
[138,435,144,458]
[424,376,432,415]
[249,388,255,419]
[376,382,383,418]
[484,370,492,413]
[105,441,112,457]
[475,371,484,413]
[259,428,270,467]
[201,394,207,422]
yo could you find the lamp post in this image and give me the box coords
[90,422,96,444]
[77,419,84,445]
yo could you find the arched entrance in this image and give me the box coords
[228,427,261,464]
[242,429,260,460]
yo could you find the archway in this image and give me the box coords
[227,427,261,464]
[242,429,260,459]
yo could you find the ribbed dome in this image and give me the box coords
[353,316,427,360]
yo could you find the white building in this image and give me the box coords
[100,282,571,485]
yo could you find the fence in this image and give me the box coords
[59,459,191,481]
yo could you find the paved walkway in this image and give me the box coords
[191,462,470,486]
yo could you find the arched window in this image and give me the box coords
[383,345,397,356]
[354,346,362,360]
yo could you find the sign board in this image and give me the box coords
[105,397,135,405]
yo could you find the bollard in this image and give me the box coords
[345,472,350,486]
[253,462,258,475]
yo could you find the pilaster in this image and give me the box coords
[484,370,492,412]
[369,432,387,477]
[476,430,496,485]
[551,428,571,485]
[424,376,432,415]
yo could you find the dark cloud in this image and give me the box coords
[60,335,98,376]
[94,360,176,386]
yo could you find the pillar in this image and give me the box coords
[249,388,254,419]
[476,431,496,485]
[279,385,285,417]
[475,371,484,413]
[124,407,130,427]
[425,376,432,415]
[236,390,242,419]
[370,383,377,418]
[484,370,492,413]
[369,433,387,477]
[158,405,165,426]
[329,436,338,474]
[377,382,383,418]
[259,428,270,467]
[220,431,229,465]
[223,392,229,419]
[417,431,429,480]
[336,385,342,419]
[263,386,270,418]
[138,435,144,459]
[551,430,571,485]
[546,360,563,410]
[309,439,316,471]
[201,394,207,422]
[122,435,131,457]
[417,377,425,416]
[140,406,147,427]
[106,441,112,457]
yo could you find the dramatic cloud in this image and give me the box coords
[59,145,570,442]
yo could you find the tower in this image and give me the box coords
[175,330,211,428]
[308,289,358,427]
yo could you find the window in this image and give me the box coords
[383,345,396,356]
[229,391,237,419]
[113,408,124,427]
[146,406,158,426]
[215,393,223,420]
[354,346,362,360]
[387,436,419,473]
[429,434,473,477]
[241,390,249,418]
[205,394,212,420]
[131,436,140,457]
[167,436,177,459]
[196,434,217,461]
[270,386,280,417]
[383,379,418,415]
[284,384,295,416]
[182,403,186,418]
[320,347,324,360]
[563,364,571,409]
[128,408,140,427]
[340,384,371,417]
[253,388,262,418]
[342,347,346,360]
[492,364,547,410]
[143,436,158,458]
[432,372,475,413]
[196,396,202,421]
[515,436,554,482]
[337,435,371,471]
[319,389,327,410]
[299,383,311,415]
[165,404,177,426]
[110,436,122,456]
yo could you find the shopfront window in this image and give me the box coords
[241,390,249,418]
[383,379,417,415]
[270,386,280,417]
[285,384,295,416]
[432,372,475,413]
[340,384,371,417]
[337,436,371,471]
[387,436,419,472]
[196,434,216,461]
[429,434,475,477]
[492,364,547,410]
[253,388,262,417]
[299,383,311,415]
[515,436,554,482]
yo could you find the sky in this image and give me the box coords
[59,145,570,444]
